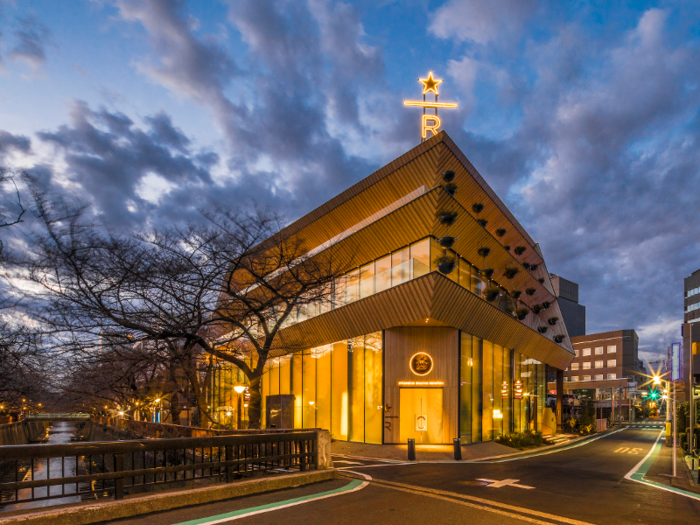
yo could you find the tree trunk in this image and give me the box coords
[170,392,182,425]
[247,373,263,429]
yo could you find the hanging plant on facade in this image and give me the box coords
[514,246,527,255]
[434,253,456,275]
[537,278,545,284]
[476,219,488,227]
[496,228,506,237]
[484,286,500,302]
[529,264,539,271]
[554,335,566,343]
[477,247,491,258]
[514,307,529,320]
[442,170,456,182]
[504,245,511,251]
[439,236,455,248]
[472,203,484,214]
[503,267,519,279]
[537,326,548,334]
[532,304,543,314]
[542,301,551,310]
[525,288,536,296]
[510,290,522,299]
[436,209,457,226]
[547,317,559,326]
[480,268,495,279]
[443,182,457,196]
[522,262,531,270]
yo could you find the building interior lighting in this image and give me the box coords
[233,386,246,394]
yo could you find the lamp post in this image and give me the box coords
[233,386,246,430]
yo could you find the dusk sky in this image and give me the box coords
[1,0,700,364]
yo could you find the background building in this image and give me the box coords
[549,275,586,337]
[564,330,643,399]
[684,269,700,325]
[681,270,700,402]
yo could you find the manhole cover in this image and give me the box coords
[460,481,488,486]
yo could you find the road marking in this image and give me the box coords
[624,430,700,502]
[614,447,630,453]
[333,460,364,465]
[476,478,535,489]
[341,474,595,525]
[171,478,369,525]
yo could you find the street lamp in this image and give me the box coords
[234,386,246,430]
[653,376,662,385]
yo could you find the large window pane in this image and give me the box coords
[280,355,291,395]
[334,276,347,309]
[331,341,349,441]
[472,337,482,442]
[410,239,430,278]
[482,339,494,441]
[316,346,331,432]
[391,247,410,286]
[364,332,383,444]
[431,238,442,272]
[460,332,474,443]
[292,353,303,428]
[360,263,375,298]
[350,337,365,442]
[459,259,471,290]
[375,256,391,293]
[346,269,360,304]
[302,350,316,428]
[493,345,503,439]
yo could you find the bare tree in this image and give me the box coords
[0,325,48,410]
[0,169,27,258]
[26,192,347,428]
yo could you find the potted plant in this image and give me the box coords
[442,170,455,182]
[496,228,506,237]
[434,254,456,274]
[537,326,548,334]
[477,247,491,258]
[514,307,529,320]
[484,287,500,302]
[436,209,457,226]
[480,268,495,279]
[439,236,456,248]
[504,267,519,279]
[525,288,536,296]
[554,335,565,343]
[514,246,527,255]
[443,182,457,196]
[547,317,559,326]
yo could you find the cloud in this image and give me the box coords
[0,131,31,162]
[9,15,51,70]
[429,0,538,44]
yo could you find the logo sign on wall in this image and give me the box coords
[410,352,434,376]
[514,380,523,400]
[415,414,428,432]
[501,381,509,399]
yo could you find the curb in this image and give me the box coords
[0,469,338,525]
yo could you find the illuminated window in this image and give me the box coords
[607,359,616,368]
[607,345,617,354]
[607,373,617,380]
[582,362,591,370]
[594,374,603,380]
[582,375,591,381]
[571,376,579,382]
[571,363,579,370]
[595,360,603,369]
[582,348,591,356]
[574,350,580,357]
[595,347,604,355]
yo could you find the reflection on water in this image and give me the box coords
[1,421,82,512]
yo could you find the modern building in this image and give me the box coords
[217,132,575,444]
[549,275,585,337]
[681,270,700,402]
[563,330,643,398]
[684,269,700,325]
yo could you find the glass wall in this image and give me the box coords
[460,331,541,443]
[261,332,383,444]
[280,237,520,330]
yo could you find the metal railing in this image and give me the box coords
[0,431,318,508]
[23,413,91,421]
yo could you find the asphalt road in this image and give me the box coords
[107,424,700,525]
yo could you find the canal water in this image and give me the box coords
[0,421,84,512]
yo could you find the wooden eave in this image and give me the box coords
[274,272,575,370]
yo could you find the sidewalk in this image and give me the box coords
[331,440,515,461]
[644,440,700,495]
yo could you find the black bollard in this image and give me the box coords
[453,438,462,460]
[407,438,416,461]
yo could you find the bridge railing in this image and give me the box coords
[0,431,318,508]
[23,413,91,420]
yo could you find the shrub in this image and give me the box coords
[496,431,545,449]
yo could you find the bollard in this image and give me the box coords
[453,438,462,460]
[407,438,416,461]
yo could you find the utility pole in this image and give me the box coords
[674,381,677,477]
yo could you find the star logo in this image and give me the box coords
[419,71,443,95]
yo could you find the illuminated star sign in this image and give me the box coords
[404,71,458,141]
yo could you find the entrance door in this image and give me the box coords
[399,388,443,444]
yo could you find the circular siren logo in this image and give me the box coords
[410,352,434,376]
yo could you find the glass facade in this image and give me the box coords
[261,332,383,444]
[460,332,545,443]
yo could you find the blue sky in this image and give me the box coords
[2,0,700,363]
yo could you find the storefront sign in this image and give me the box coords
[501,381,509,399]
[415,414,428,432]
[403,72,458,140]
[514,380,523,400]
[410,352,434,376]
[397,380,444,387]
